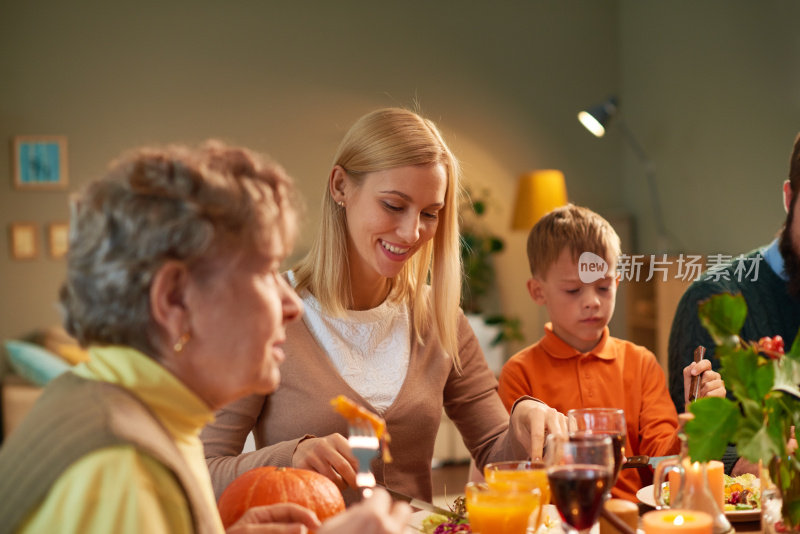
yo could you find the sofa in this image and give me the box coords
[1,375,43,439]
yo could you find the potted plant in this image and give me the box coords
[685,293,800,533]
[459,188,522,373]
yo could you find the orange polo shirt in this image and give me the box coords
[498,323,680,502]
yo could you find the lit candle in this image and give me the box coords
[642,509,712,534]
[668,459,724,509]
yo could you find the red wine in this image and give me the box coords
[570,431,625,483]
[547,465,610,530]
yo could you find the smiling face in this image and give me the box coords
[178,235,303,408]
[333,163,447,306]
[528,248,617,353]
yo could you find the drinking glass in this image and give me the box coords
[484,460,550,528]
[544,433,614,534]
[567,407,627,485]
[465,481,542,534]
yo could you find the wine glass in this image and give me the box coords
[567,407,627,486]
[544,433,614,534]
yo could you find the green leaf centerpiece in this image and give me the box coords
[685,293,800,530]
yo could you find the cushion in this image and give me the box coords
[3,340,72,387]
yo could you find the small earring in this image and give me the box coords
[337,200,345,208]
[173,332,191,353]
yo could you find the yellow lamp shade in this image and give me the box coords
[511,169,568,230]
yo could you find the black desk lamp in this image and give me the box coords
[578,96,671,253]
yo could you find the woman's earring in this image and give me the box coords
[337,200,345,208]
[173,332,191,353]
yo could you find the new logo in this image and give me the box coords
[578,252,608,283]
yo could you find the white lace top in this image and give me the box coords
[288,271,411,415]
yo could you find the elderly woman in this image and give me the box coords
[0,142,409,533]
[202,108,568,503]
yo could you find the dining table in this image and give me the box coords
[405,499,766,533]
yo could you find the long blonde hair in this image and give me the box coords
[293,108,463,367]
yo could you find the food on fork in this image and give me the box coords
[330,394,392,462]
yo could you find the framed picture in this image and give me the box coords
[11,135,69,190]
[48,222,69,259]
[9,223,38,260]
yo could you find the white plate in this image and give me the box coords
[636,484,761,522]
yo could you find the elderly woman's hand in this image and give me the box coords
[226,502,321,533]
[292,434,358,491]
[318,487,411,534]
[509,399,568,461]
[683,359,726,405]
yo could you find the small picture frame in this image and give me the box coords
[48,222,69,259]
[9,222,39,260]
[12,135,69,190]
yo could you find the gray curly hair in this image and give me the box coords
[59,140,299,358]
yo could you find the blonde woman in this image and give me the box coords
[202,108,567,503]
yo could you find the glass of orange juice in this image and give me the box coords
[465,482,542,534]
[484,460,551,527]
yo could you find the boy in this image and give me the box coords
[498,204,724,502]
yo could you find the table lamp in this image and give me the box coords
[511,169,568,231]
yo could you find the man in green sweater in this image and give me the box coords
[668,132,800,476]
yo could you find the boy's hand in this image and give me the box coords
[509,399,567,461]
[682,359,725,405]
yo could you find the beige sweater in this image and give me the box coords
[0,372,220,534]
[201,307,522,502]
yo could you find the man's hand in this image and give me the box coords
[731,457,759,477]
[683,359,726,405]
[509,399,567,461]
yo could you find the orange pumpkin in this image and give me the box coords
[217,466,345,528]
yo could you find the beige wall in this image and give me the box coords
[1,1,799,358]
[0,1,619,349]
[618,1,800,255]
